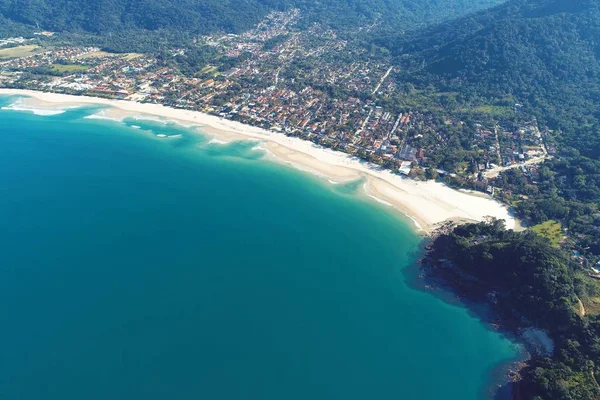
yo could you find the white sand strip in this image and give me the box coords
[0,89,516,232]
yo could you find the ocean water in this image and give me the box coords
[0,96,518,400]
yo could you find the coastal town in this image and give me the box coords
[0,10,551,197]
[4,2,600,398]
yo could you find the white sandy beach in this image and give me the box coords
[0,88,517,232]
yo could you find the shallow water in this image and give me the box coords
[0,96,518,399]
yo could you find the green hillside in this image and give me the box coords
[383,0,600,157]
[0,0,504,35]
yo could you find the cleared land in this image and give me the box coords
[575,271,600,316]
[75,51,142,60]
[75,51,120,59]
[201,65,218,74]
[0,45,40,59]
[471,105,512,117]
[50,64,89,73]
[531,220,563,247]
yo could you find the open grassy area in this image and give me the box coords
[76,51,142,60]
[433,91,459,97]
[583,295,600,316]
[573,272,600,316]
[531,220,563,247]
[75,51,119,59]
[122,53,143,60]
[50,63,89,73]
[473,105,511,114]
[455,161,470,174]
[0,45,40,59]
[200,65,218,75]
[459,105,513,118]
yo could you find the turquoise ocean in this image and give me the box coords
[0,96,518,399]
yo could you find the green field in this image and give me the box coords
[75,51,119,59]
[531,220,563,247]
[574,271,600,316]
[50,64,89,73]
[473,105,511,114]
[0,45,40,59]
[201,65,218,75]
[457,105,513,118]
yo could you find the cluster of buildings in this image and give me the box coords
[202,9,301,57]
[467,121,550,177]
[0,46,96,70]
[0,10,550,182]
[0,37,32,48]
[497,121,548,165]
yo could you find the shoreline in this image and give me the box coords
[411,238,529,400]
[0,88,516,233]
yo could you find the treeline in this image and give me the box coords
[0,0,504,41]
[431,220,600,399]
[0,0,281,35]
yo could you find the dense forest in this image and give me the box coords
[429,220,600,399]
[0,0,503,36]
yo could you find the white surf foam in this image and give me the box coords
[208,138,229,145]
[2,105,66,116]
[366,193,394,207]
[251,144,266,152]
[132,115,167,125]
[84,113,124,122]
[285,161,328,180]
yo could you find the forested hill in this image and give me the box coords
[0,0,276,34]
[381,0,600,157]
[0,0,504,35]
